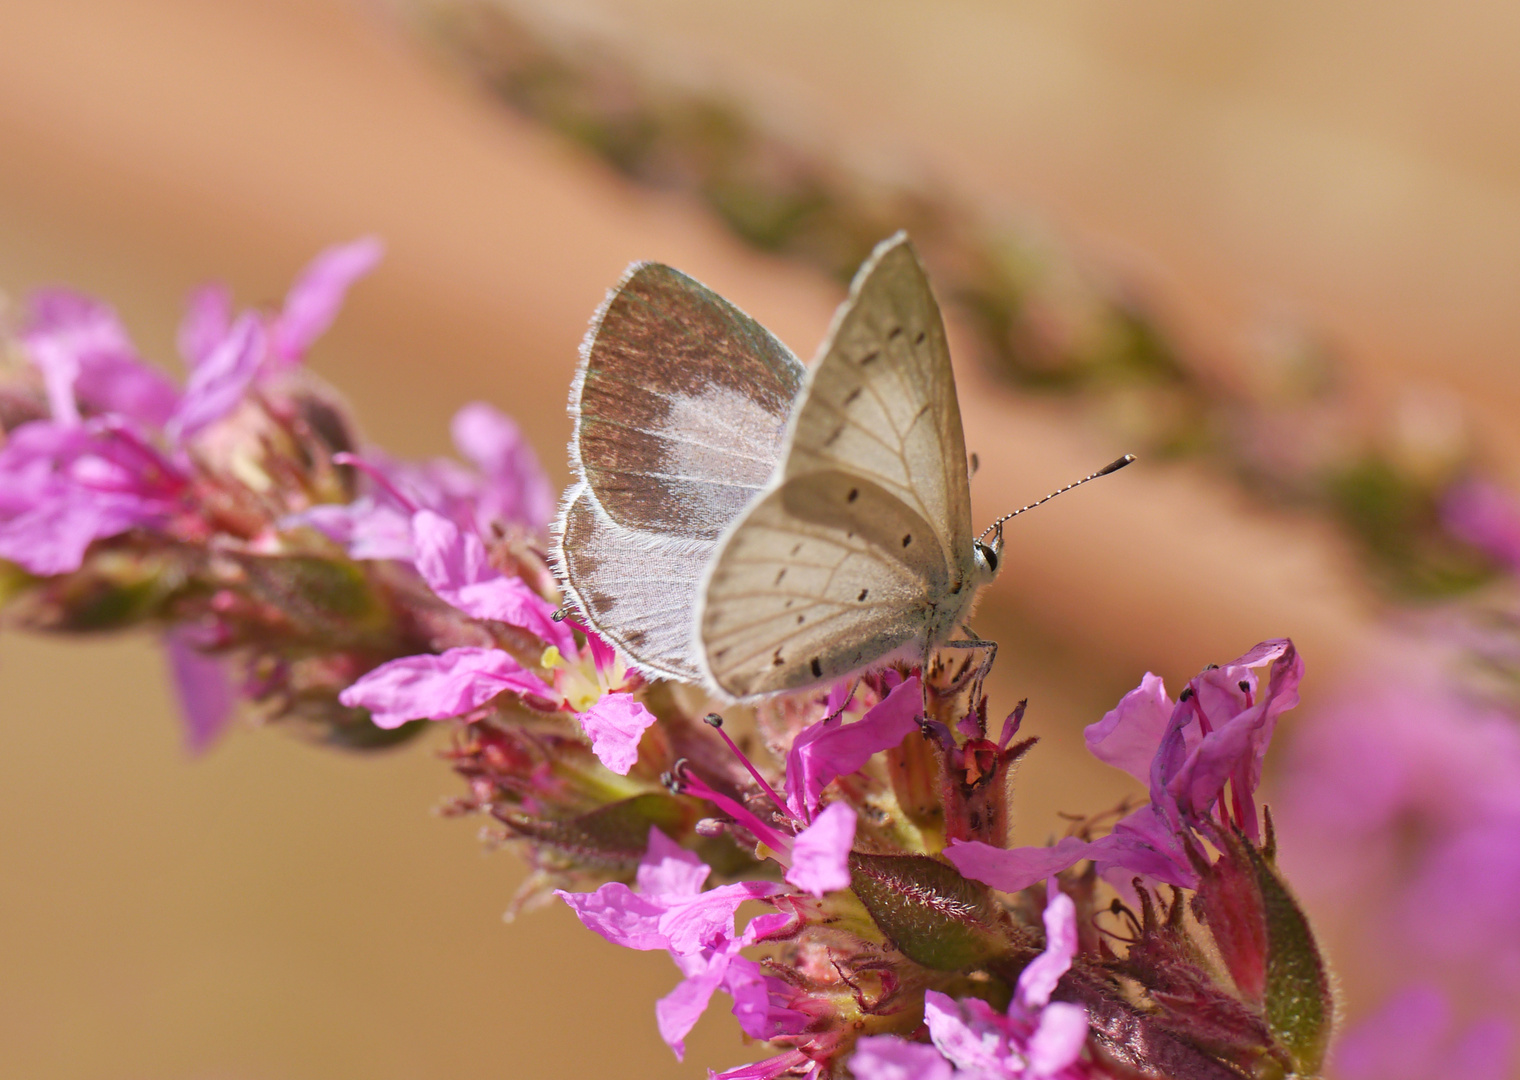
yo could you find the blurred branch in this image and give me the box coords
[402,0,1500,599]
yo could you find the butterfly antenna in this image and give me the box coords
[977,454,1136,542]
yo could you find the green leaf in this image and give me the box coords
[1240,838,1333,1075]
[849,852,1009,971]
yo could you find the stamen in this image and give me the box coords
[673,765,793,856]
[331,452,419,513]
[704,713,790,815]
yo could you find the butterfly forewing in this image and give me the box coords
[573,263,804,541]
[556,484,708,682]
[782,235,973,565]
[700,471,950,696]
[698,234,975,698]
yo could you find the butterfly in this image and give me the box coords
[553,232,1002,701]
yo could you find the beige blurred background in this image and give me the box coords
[0,1,1513,1076]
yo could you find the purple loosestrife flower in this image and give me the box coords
[288,403,553,561]
[1332,985,1514,1080]
[338,513,657,772]
[1277,638,1520,999]
[23,290,181,427]
[0,419,189,576]
[784,672,922,822]
[946,640,1302,894]
[1441,478,1520,572]
[556,828,790,1060]
[851,884,1092,1080]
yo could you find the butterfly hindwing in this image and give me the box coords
[555,484,708,682]
[699,470,950,697]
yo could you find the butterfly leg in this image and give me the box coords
[942,629,998,714]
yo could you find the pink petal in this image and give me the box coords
[410,510,574,653]
[450,402,556,531]
[337,646,550,729]
[1027,1002,1089,1076]
[165,628,235,754]
[786,674,921,820]
[923,991,1004,1073]
[637,826,710,897]
[1016,884,1079,1009]
[555,881,671,951]
[784,801,856,897]
[850,1037,953,1080]
[578,692,657,775]
[711,1051,819,1080]
[657,944,737,1061]
[1084,672,1173,783]
[658,880,786,956]
[270,236,383,366]
[177,283,233,368]
[168,312,265,442]
[944,835,1091,895]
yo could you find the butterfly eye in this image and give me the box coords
[975,539,999,574]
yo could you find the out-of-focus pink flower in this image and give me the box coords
[410,510,573,654]
[784,801,857,897]
[785,674,921,822]
[165,626,236,754]
[268,236,384,367]
[851,1038,953,1080]
[1441,478,1520,572]
[23,290,181,428]
[337,646,552,729]
[557,829,788,1060]
[177,283,233,368]
[0,419,187,575]
[1276,638,1520,998]
[167,313,266,443]
[288,403,556,559]
[710,1049,821,1080]
[850,884,1091,1080]
[948,641,1301,895]
[450,402,555,532]
[1332,985,1513,1080]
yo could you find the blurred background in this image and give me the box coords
[2,1,1518,1076]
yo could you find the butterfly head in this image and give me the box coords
[971,527,1004,585]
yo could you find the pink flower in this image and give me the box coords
[1332,985,1513,1080]
[165,626,236,754]
[1441,478,1520,572]
[287,403,555,558]
[557,829,788,1060]
[947,640,1301,894]
[785,674,921,822]
[849,884,1091,1080]
[784,801,857,896]
[269,236,383,367]
[410,510,573,654]
[709,1049,821,1080]
[166,313,266,443]
[337,647,553,729]
[23,290,180,428]
[0,419,187,575]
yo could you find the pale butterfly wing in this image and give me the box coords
[699,234,978,698]
[555,261,803,677]
[556,483,707,682]
[570,262,804,539]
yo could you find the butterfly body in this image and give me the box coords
[554,233,1000,701]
